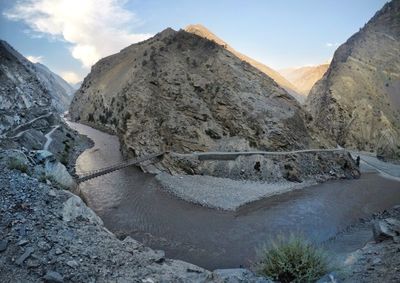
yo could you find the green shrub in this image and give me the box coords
[256,235,329,283]
[38,173,47,183]
[8,158,28,173]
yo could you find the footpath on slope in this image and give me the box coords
[43,125,60,151]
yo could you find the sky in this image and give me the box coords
[0,0,388,84]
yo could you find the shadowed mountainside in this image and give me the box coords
[306,0,400,160]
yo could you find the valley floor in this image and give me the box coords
[1,120,399,282]
[156,172,316,210]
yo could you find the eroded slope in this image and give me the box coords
[306,0,400,160]
[70,28,314,161]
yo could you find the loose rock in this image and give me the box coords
[15,247,34,265]
[43,271,64,283]
[0,240,8,252]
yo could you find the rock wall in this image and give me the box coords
[162,151,360,182]
[306,0,400,160]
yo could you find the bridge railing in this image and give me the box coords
[76,152,164,183]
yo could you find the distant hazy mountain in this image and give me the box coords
[306,0,400,160]
[279,64,329,95]
[34,63,74,111]
[184,24,303,102]
[70,27,314,171]
[72,81,82,90]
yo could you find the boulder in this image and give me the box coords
[44,159,75,189]
[372,218,400,242]
[43,271,64,283]
[62,193,103,225]
[33,150,54,163]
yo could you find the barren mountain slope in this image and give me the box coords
[0,39,72,136]
[0,40,52,135]
[185,24,303,101]
[34,63,74,112]
[70,28,314,161]
[306,0,400,160]
[280,64,329,95]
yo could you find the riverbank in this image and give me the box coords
[155,150,360,210]
[156,173,316,210]
[336,205,400,282]
[68,121,400,270]
[0,165,271,282]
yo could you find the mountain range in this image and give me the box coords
[279,64,329,96]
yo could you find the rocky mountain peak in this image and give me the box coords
[184,24,303,102]
[70,27,315,168]
[185,24,229,48]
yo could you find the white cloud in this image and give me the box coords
[5,0,152,68]
[60,71,81,84]
[325,42,339,48]
[26,55,43,63]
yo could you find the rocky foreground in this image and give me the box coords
[340,206,400,282]
[2,164,399,283]
[0,153,270,282]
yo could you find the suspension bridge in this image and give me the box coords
[75,152,165,183]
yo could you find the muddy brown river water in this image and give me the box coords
[69,122,400,270]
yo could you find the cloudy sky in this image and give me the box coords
[0,0,388,84]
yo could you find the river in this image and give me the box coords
[68,121,400,270]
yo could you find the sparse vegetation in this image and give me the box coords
[38,173,47,183]
[60,140,71,165]
[256,235,329,283]
[8,158,28,173]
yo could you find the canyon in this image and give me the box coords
[1,0,400,282]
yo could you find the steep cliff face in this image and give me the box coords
[185,24,303,101]
[0,40,73,135]
[306,0,400,160]
[0,40,80,165]
[70,28,314,160]
[280,64,329,96]
[0,40,52,135]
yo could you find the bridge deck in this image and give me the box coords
[76,152,164,183]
